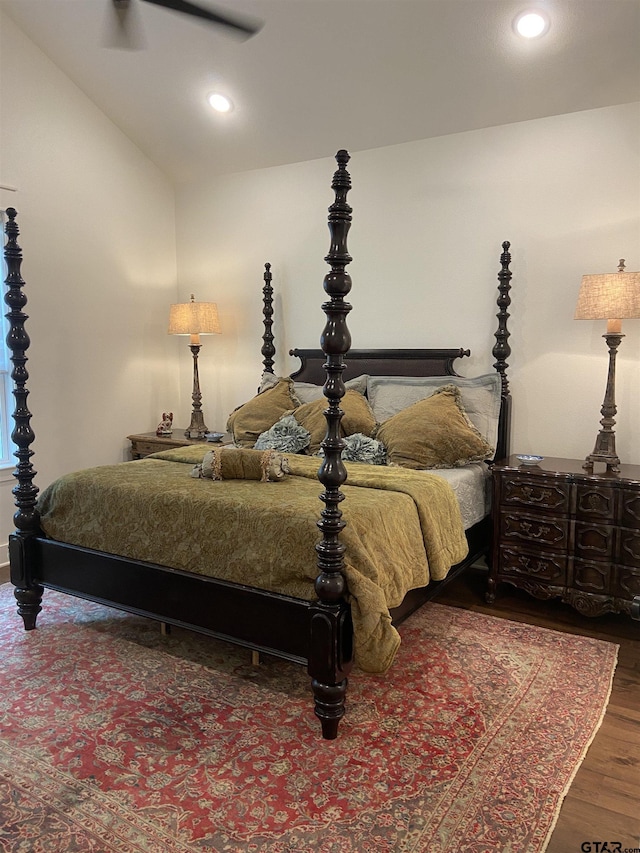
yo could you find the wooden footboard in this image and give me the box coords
[19,537,313,662]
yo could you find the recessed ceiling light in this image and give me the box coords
[513,9,550,38]
[208,92,233,113]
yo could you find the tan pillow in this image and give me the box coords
[226,379,299,447]
[376,385,493,469]
[341,389,377,438]
[291,389,377,454]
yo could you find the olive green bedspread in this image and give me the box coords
[37,446,468,673]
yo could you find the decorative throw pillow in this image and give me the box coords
[317,433,387,465]
[340,390,377,438]
[375,385,493,469]
[367,373,501,451]
[254,414,311,453]
[290,389,377,454]
[191,447,289,482]
[226,379,299,447]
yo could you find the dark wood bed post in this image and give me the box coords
[493,240,512,462]
[309,150,354,740]
[3,208,43,629]
[260,262,275,374]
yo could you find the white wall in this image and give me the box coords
[0,12,180,550]
[175,102,640,467]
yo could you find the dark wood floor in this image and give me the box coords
[2,563,638,849]
[437,566,640,852]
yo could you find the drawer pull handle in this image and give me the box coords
[517,556,548,575]
[520,486,553,503]
[518,520,552,539]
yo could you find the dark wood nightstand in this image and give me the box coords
[489,455,640,620]
[127,431,232,459]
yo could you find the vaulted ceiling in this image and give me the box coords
[3,0,640,184]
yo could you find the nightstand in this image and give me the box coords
[127,431,232,459]
[489,456,640,620]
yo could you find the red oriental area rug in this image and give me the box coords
[0,584,617,852]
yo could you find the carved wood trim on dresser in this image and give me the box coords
[488,456,640,620]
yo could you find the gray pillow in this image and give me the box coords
[318,433,387,465]
[342,433,387,465]
[260,371,369,404]
[254,414,311,453]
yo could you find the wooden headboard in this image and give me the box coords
[289,348,471,384]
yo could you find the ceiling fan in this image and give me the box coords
[109,0,262,48]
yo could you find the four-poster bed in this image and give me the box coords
[4,150,514,739]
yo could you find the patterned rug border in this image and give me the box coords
[542,643,617,852]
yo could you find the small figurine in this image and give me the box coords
[156,412,173,436]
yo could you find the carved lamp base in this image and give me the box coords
[583,332,623,474]
[583,450,620,474]
[184,411,209,439]
[184,343,209,439]
[583,420,620,472]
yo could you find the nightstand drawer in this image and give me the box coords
[614,565,640,599]
[620,492,640,528]
[501,512,569,550]
[501,478,570,513]
[127,430,226,460]
[499,545,566,584]
[570,560,611,595]
[133,441,162,457]
[575,484,616,521]
[574,521,615,561]
[619,528,640,568]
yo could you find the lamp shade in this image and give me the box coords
[575,260,640,321]
[168,294,221,336]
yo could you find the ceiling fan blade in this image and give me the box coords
[105,0,147,50]
[140,0,262,38]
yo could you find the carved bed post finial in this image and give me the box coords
[309,150,354,739]
[3,208,43,629]
[260,262,275,374]
[493,240,512,461]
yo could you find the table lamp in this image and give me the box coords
[168,294,221,438]
[575,259,640,472]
